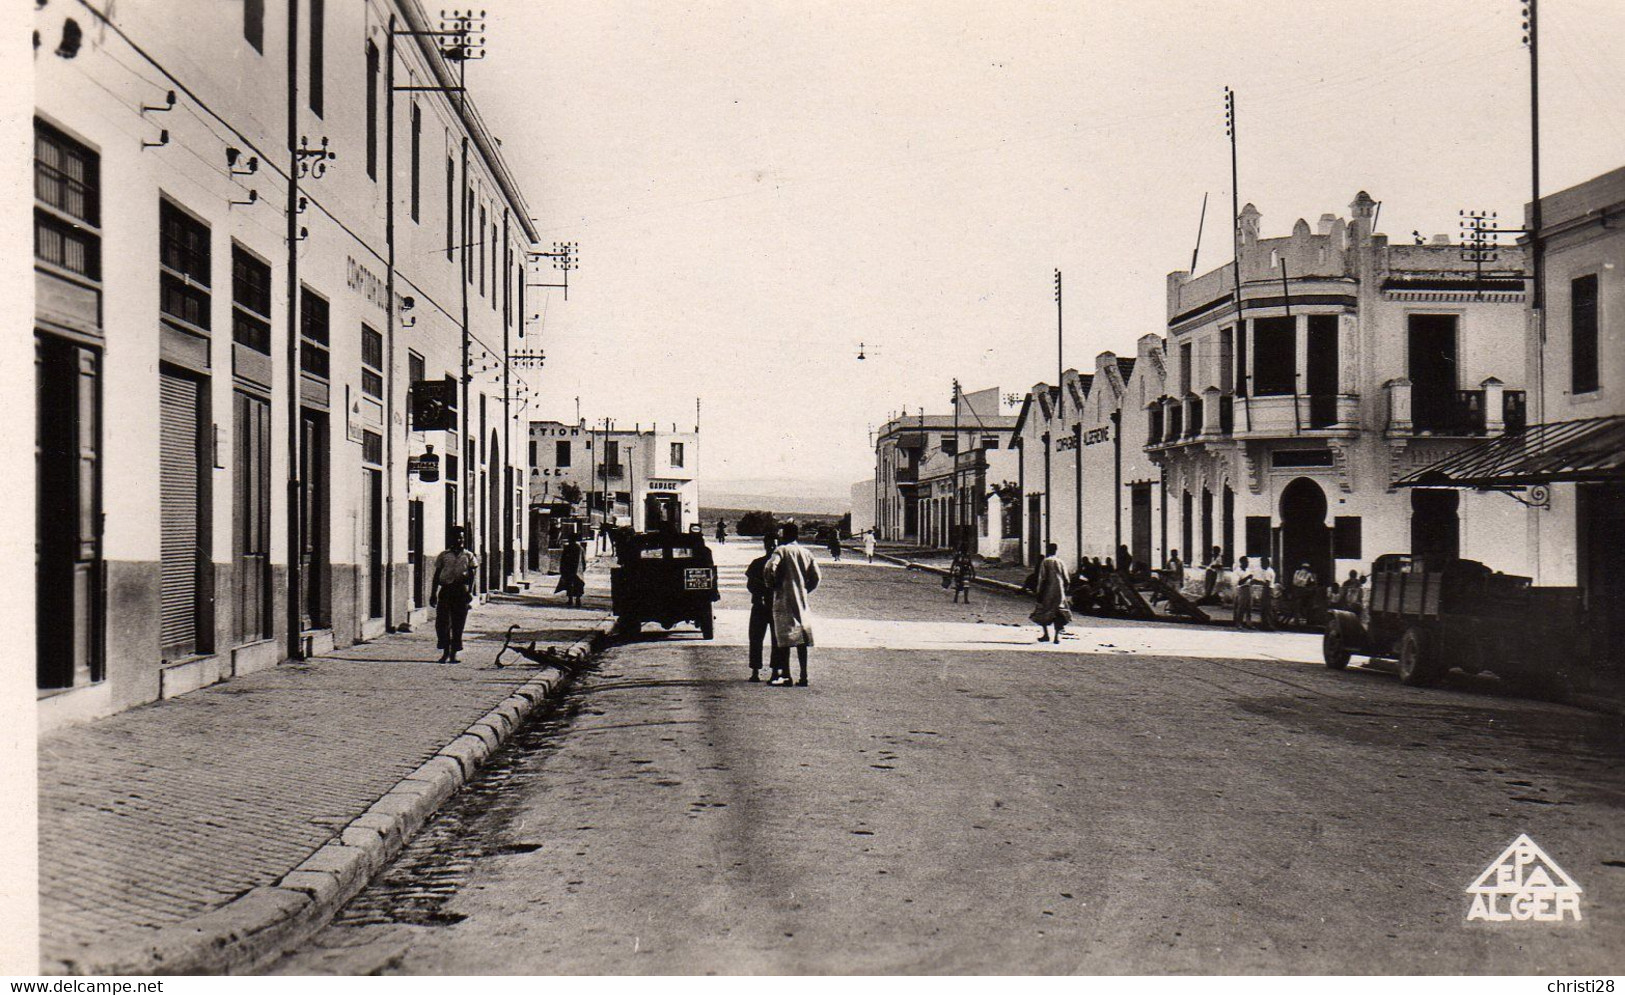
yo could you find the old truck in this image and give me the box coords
[609,529,719,639]
[1323,554,1588,686]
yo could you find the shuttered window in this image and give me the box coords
[361,325,383,399]
[160,372,204,657]
[232,245,271,353]
[300,287,330,378]
[234,391,271,642]
[34,120,101,280]
[160,200,211,331]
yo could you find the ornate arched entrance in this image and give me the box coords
[1279,477,1332,585]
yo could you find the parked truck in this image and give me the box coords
[1323,554,1588,687]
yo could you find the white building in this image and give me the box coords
[32,1,541,727]
[527,419,701,546]
[1399,166,1624,670]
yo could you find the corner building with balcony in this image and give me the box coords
[32,1,541,728]
[1149,193,1530,586]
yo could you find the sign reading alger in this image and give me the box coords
[1465,833,1582,922]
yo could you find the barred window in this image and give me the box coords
[300,288,330,379]
[232,246,271,354]
[34,120,100,279]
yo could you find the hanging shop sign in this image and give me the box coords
[409,447,441,482]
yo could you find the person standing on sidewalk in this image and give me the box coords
[767,522,821,686]
[1257,554,1279,631]
[1232,555,1256,630]
[716,519,728,544]
[864,529,876,563]
[744,532,778,682]
[431,528,479,663]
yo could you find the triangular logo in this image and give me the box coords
[1465,833,1583,922]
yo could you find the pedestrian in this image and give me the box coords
[1201,546,1225,604]
[1117,545,1133,577]
[1162,549,1184,585]
[430,527,478,663]
[1030,542,1072,643]
[1290,561,1318,624]
[864,529,876,563]
[744,532,778,682]
[716,519,728,545]
[826,527,842,562]
[1258,554,1278,631]
[1338,569,1366,611]
[767,522,821,686]
[950,547,976,603]
[554,531,586,608]
[1232,555,1255,629]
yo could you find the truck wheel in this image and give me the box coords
[1397,626,1440,686]
[1323,621,1351,670]
[700,608,714,640]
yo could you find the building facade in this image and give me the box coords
[1151,194,1530,587]
[873,387,1016,553]
[33,0,540,728]
[527,419,701,546]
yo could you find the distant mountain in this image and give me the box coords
[703,478,851,516]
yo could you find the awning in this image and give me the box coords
[1395,415,1625,488]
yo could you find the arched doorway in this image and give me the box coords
[1279,477,1332,585]
[1410,489,1460,569]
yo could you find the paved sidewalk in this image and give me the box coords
[38,573,612,973]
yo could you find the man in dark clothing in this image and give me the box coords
[430,527,478,663]
[744,533,778,682]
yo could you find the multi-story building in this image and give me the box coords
[32,1,540,727]
[1149,193,1530,586]
[1399,166,1624,667]
[873,387,1017,554]
[527,419,700,548]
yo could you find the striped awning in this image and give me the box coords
[1395,415,1625,488]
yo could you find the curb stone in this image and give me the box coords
[59,615,617,976]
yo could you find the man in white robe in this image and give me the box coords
[766,522,821,686]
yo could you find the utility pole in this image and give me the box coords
[1524,0,1546,426]
[284,0,302,660]
[951,378,960,552]
[1224,85,1251,433]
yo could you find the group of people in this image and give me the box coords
[745,523,822,686]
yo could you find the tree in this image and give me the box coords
[838,512,852,537]
[559,481,584,508]
[736,510,779,537]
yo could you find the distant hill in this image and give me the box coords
[701,506,846,527]
[703,479,851,517]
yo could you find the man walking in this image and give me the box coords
[863,529,876,564]
[431,527,478,663]
[767,522,821,686]
[744,532,777,682]
[715,519,728,545]
[1030,542,1071,643]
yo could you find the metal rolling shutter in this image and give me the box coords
[160,373,200,657]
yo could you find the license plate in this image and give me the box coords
[684,568,711,590]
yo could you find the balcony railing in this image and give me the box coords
[1386,379,1525,437]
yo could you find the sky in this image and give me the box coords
[467,0,1625,493]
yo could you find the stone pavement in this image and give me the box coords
[38,571,612,973]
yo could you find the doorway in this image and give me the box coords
[1410,489,1460,569]
[1579,483,1625,668]
[36,334,102,688]
[299,408,329,630]
[1408,314,1459,433]
[408,499,425,608]
[1279,477,1331,585]
[1027,494,1043,566]
[1131,484,1152,569]
[487,430,502,591]
[363,466,383,619]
